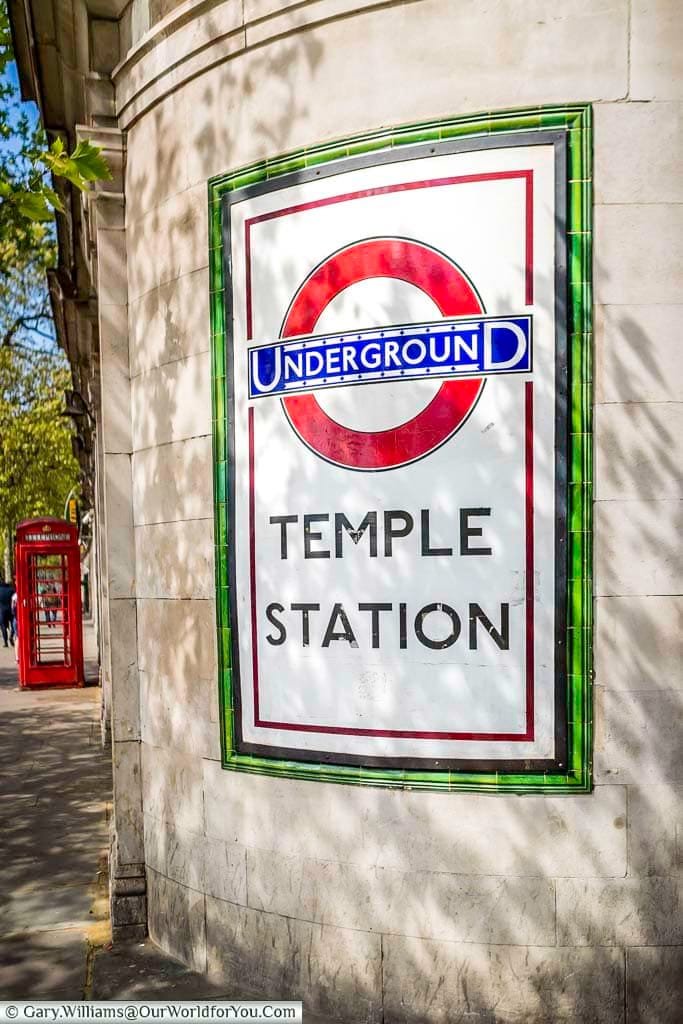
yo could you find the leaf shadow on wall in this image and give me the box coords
[120,19,683,1020]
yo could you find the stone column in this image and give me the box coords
[93,377,112,745]
[84,126,147,941]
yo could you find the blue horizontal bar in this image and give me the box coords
[248,315,532,399]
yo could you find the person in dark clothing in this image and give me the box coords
[0,578,15,647]
[11,588,18,645]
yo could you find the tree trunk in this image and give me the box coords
[3,527,12,580]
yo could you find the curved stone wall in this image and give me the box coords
[120,1,682,1019]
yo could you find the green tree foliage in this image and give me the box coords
[1,0,110,255]
[0,1,92,572]
[0,248,79,572]
[0,346,79,571]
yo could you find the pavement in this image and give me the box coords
[0,623,110,997]
[0,626,221,1001]
[0,626,334,1017]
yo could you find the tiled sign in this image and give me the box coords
[210,106,593,792]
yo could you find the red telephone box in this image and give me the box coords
[15,517,84,688]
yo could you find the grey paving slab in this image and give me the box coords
[0,628,110,998]
[0,882,97,934]
[0,929,88,999]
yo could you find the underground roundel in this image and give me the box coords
[219,126,575,781]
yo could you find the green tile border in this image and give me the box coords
[209,105,593,794]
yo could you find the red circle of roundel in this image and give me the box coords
[281,238,484,470]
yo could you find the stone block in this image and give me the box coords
[628,783,683,877]
[111,922,147,943]
[245,0,383,47]
[112,739,145,865]
[135,519,213,600]
[627,946,683,1023]
[595,596,683,691]
[594,499,682,597]
[595,403,683,500]
[149,0,183,25]
[111,893,147,927]
[124,212,156,303]
[99,303,132,456]
[182,63,264,188]
[143,812,165,877]
[595,687,683,784]
[86,74,116,122]
[203,763,627,878]
[140,668,221,761]
[244,0,326,20]
[94,192,125,232]
[103,450,135,527]
[136,598,217,682]
[106,527,136,602]
[595,304,683,404]
[129,269,210,377]
[111,876,146,897]
[132,436,213,526]
[208,672,219,725]
[204,837,248,904]
[557,877,683,945]
[594,205,683,306]
[97,227,127,307]
[91,19,120,75]
[246,848,555,944]
[594,101,683,204]
[141,742,204,835]
[112,861,146,880]
[147,868,206,973]
[383,935,624,1024]
[131,352,211,451]
[144,814,204,893]
[631,0,683,100]
[127,185,208,302]
[130,0,150,47]
[126,90,189,222]
[103,453,135,600]
[205,897,382,1022]
[109,597,140,741]
[144,812,247,905]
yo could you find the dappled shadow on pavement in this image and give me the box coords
[91,940,337,1018]
[0,636,279,1004]
[92,940,230,999]
[0,635,111,998]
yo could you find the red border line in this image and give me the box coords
[244,170,534,339]
[525,173,534,306]
[246,387,535,742]
[525,381,535,737]
[243,170,536,743]
[248,407,260,724]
